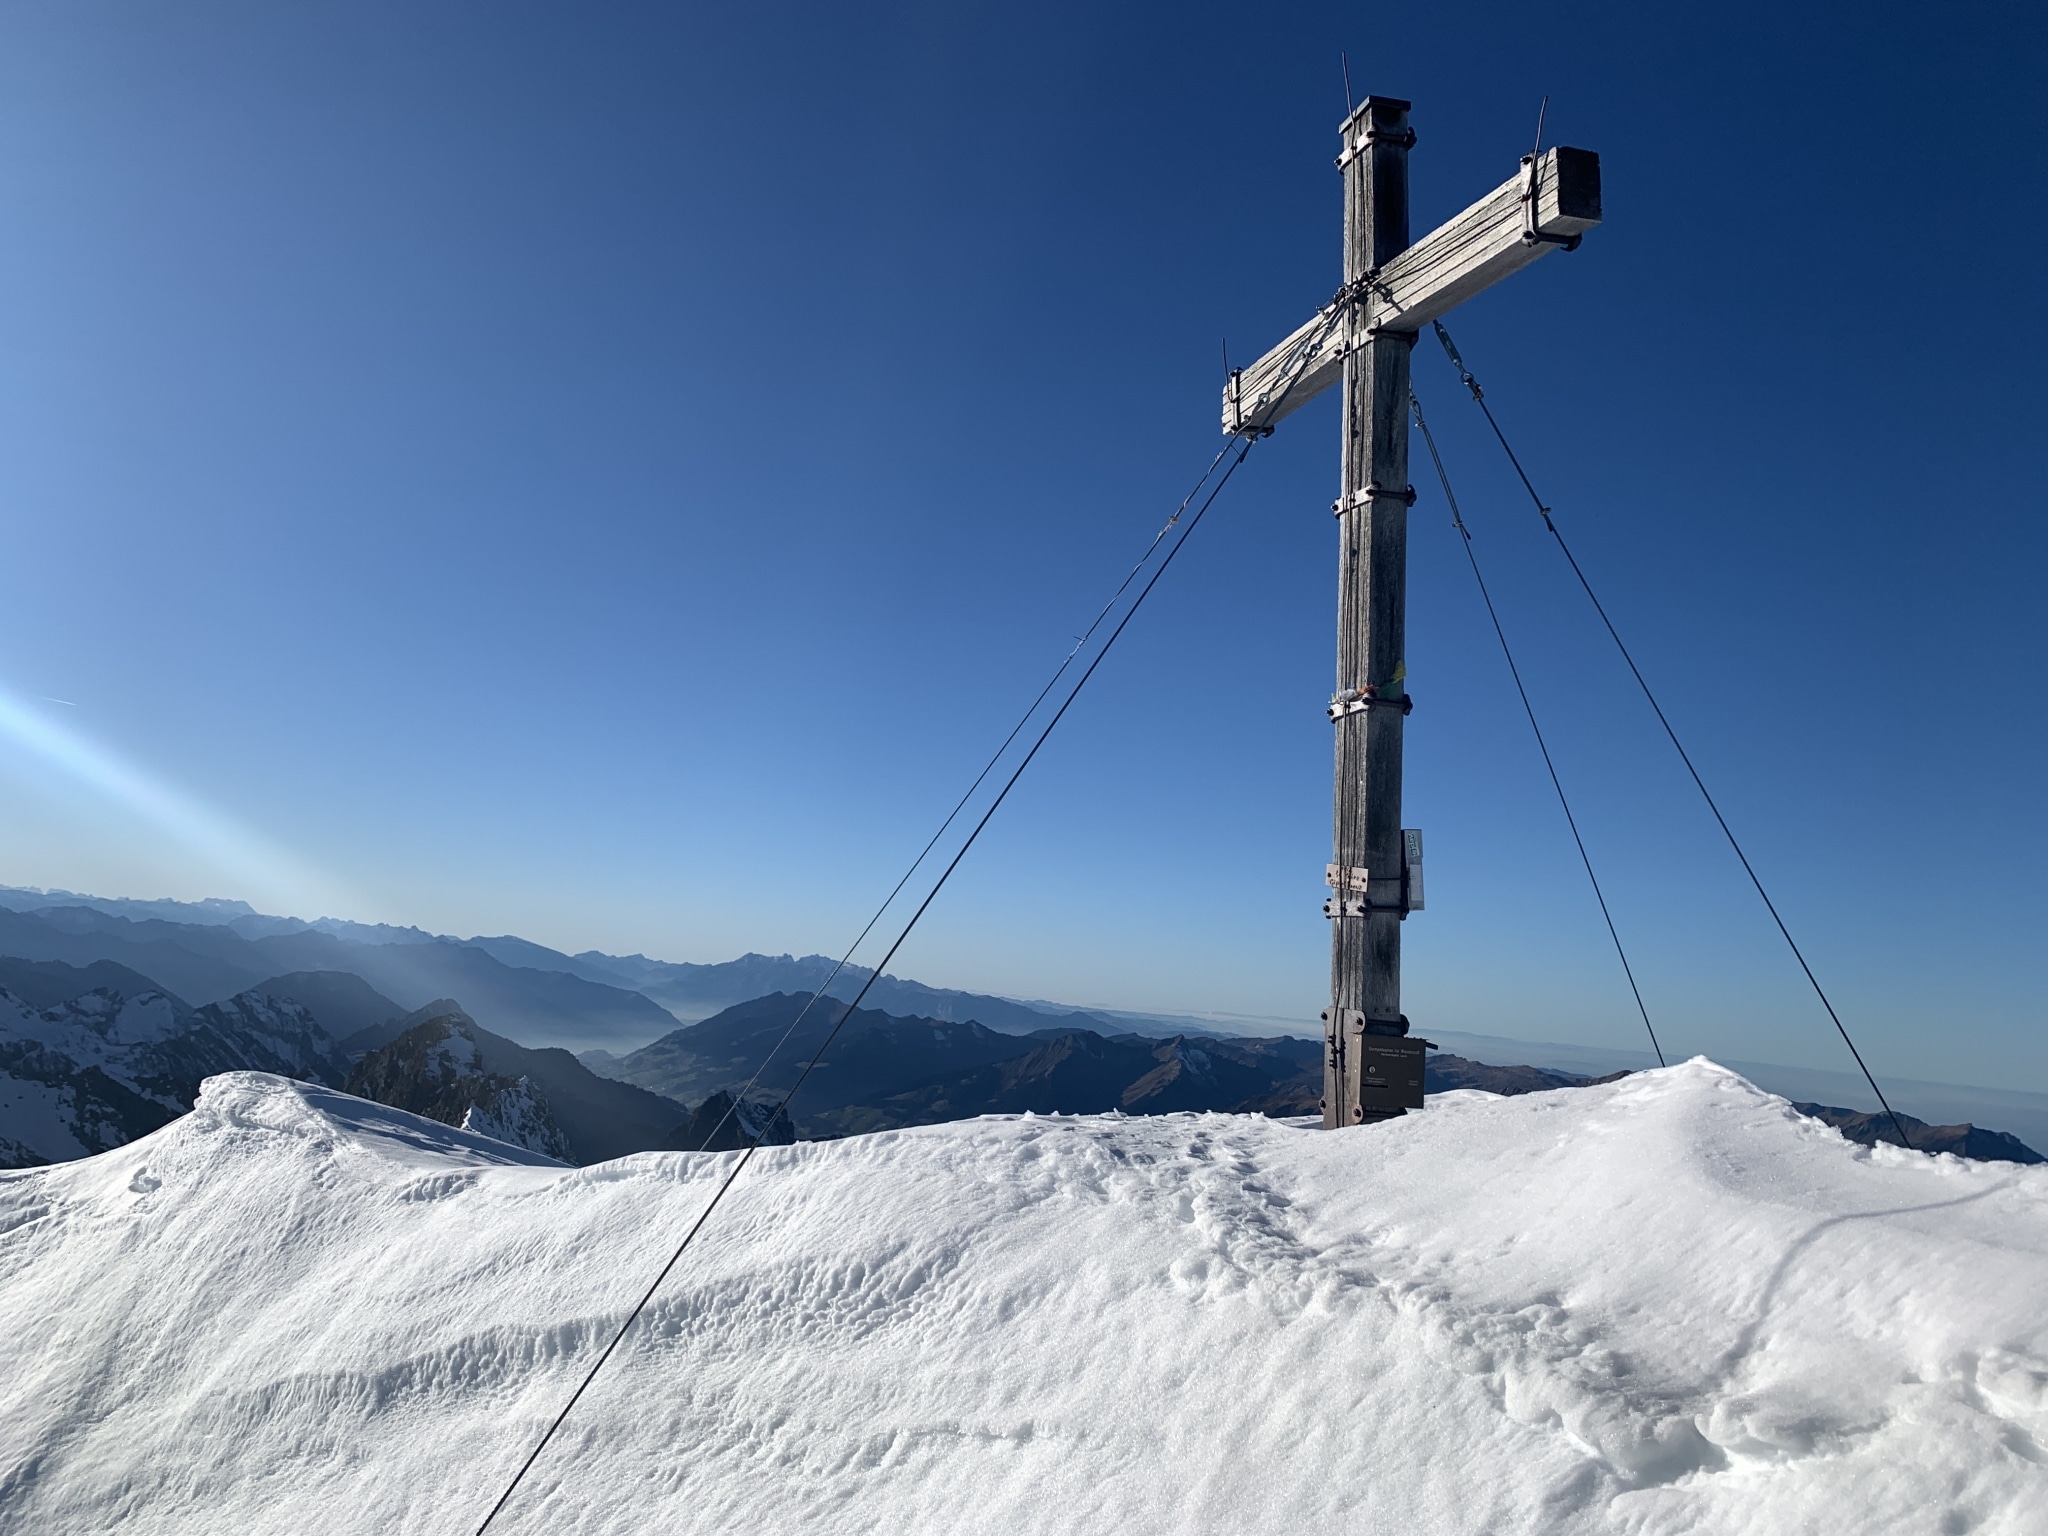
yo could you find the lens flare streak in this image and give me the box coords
[0,684,342,915]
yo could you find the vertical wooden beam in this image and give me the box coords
[1326,97,1414,1129]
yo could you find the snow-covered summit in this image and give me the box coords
[1,1062,2043,1534]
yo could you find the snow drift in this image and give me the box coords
[1,1061,2043,1534]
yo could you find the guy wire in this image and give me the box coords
[1428,319,1914,1150]
[1410,387,1665,1067]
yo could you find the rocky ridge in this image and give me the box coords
[344,1012,570,1162]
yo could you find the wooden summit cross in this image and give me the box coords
[1222,96,1601,1130]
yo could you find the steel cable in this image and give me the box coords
[1411,388,1665,1067]
[1429,320,1913,1150]
[471,433,1261,1535]
[680,438,1243,1158]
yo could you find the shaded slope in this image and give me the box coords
[665,1089,795,1152]
[843,1032,1279,1134]
[608,995,1315,1138]
[826,1027,1156,1133]
[252,971,403,1041]
[0,955,181,1011]
[345,1016,569,1161]
[346,1003,685,1164]
[606,992,1035,1130]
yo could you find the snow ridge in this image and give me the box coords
[0,1061,2043,1534]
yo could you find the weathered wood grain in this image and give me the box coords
[1223,146,1601,436]
[1325,97,1415,1130]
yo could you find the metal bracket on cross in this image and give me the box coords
[1520,153,1583,250]
[1328,688,1413,721]
[1332,483,1417,516]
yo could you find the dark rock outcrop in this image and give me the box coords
[344,1011,570,1161]
[665,1089,796,1152]
[1792,1102,2042,1164]
[343,1002,685,1164]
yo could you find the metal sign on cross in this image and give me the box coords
[1222,96,1602,1130]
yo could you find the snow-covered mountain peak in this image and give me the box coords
[98,989,187,1046]
[0,984,349,1166]
[2,1059,2042,1533]
[0,984,187,1055]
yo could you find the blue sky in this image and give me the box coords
[0,1,2042,1090]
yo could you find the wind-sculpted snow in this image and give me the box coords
[0,1063,2043,1534]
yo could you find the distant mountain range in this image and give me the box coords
[1786,1102,2042,1165]
[574,992,2045,1163]
[0,901,675,1054]
[583,991,1319,1137]
[2,883,2039,1171]
[0,884,1198,1052]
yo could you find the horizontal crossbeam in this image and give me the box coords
[1222,147,1601,436]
